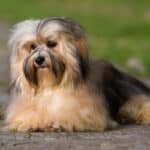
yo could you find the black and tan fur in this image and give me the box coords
[5,17,150,132]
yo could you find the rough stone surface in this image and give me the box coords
[0,23,150,150]
[0,123,150,150]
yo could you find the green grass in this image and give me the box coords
[0,0,150,76]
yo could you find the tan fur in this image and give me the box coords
[119,95,150,124]
[6,84,113,132]
[75,37,88,59]
[6,18,117,132]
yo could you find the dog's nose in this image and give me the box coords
[35,56,45,65]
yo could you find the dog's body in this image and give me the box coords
[5,17,150,132]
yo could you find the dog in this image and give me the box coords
[5,17,150,132]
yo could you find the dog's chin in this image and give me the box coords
[33,62,50,69]
[35,66,51,74]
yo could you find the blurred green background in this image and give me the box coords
[0,0,150,77]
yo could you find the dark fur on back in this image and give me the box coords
[88,60,150,121]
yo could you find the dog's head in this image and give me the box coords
[9,17,89,88]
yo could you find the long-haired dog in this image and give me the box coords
[5,17,150,132]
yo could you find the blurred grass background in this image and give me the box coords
[0,0,150,76]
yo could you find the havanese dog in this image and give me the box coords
[5,17,150,132]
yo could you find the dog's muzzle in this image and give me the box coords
[33,48,51,68]
[35,56,45,66]
[23,48,65,86]
[34,55,48,68]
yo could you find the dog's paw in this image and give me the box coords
[136,102,150,125]
[5,114,40,132]
[119,96,150,125]
[5,121,38,132]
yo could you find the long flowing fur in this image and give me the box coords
[5,17,150,132]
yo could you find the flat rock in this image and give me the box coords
[0,124,150,150]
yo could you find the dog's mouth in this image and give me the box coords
[34,61,49,69]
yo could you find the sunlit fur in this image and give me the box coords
[5,17,116,132]
[119,95,150,124]
[5,17,150,132]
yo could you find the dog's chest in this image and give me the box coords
[37,88,97,119]
[39,89,79,112]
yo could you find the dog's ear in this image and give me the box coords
[75,36,89,79]
[8,20,38,58]
[75,37,88,60]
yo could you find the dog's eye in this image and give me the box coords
[47,41,57,48]
[30,44,36,50]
